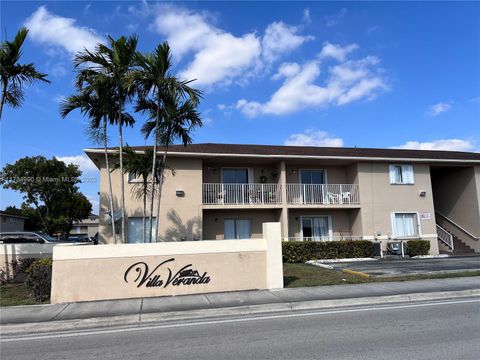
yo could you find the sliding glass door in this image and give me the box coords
[300,216,331,241]
[300,170,326,204]
[222,168,250,204]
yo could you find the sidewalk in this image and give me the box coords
[1,277,479,334]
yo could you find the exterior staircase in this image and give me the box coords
[438,232,477,256]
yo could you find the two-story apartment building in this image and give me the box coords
[85,144,480,255]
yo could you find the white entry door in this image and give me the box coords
[300,216,331,241]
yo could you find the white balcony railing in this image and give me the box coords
[203,183,282,205]
[284,235,364,242]
[286,184,360,205]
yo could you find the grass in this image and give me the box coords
[283,263,480,288]
[0,283,45,307]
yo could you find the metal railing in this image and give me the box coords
[202,183,282,205]
[435,211,479,241]
[286,184,360,205]
[284,235,364,242]
[436,224,454,251]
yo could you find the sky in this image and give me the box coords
[1,1,479,214]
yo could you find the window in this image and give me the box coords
[300,216,332,240]
[222,168,250,183]
[392,213,420,238]
[224,219,251,239]
[127,217,157,243]
[128,172,142,183]
[389,165,414,184]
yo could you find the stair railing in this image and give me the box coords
[435,211,480,242]
[436,224,454,251]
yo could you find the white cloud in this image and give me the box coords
[237,43,387,117]
[319,42,358,62]
[393,139,477,152]
[55,155,97,174]
[152,6,261,86]
[151,5,312,87]
[86,194,99,214]
[426,102,452,117]
[303,9,312,24]
[24,6,103,55]
[262,22,314,63]
[325,8,347,27]
[285,129,344,147]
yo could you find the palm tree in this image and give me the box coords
[60,78,134,243]
[74,35,138,243]
[140,91,202,242]
[115,146,160,243]
[132,42,201,241]
[0,27,50,120]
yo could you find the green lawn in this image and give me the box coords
[283,263,480,288]
[0,283,45,307]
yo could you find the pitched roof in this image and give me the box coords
[86,143,480,161]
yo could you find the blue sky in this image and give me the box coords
[1,1,479,213]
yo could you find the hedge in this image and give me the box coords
[282,240,374,263]
[25,258,53,301]
[406,240,430,257]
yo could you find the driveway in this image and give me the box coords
[329,256,480,276]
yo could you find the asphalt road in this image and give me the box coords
[331,256,480,276]
[2,298,479,360]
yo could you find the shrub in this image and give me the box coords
[25,258,53,301]
[406,240,430,257]
[282,240,374,263]
[0,257,38,284]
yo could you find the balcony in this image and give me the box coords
[286,184,360,205]
[203,183,282,205]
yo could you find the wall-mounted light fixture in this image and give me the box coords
[176,189,185,197]
[419,190,426,197]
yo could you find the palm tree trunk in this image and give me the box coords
[118,113,126,243]
[0,80,7,121]
[154,148,168,242]
[143,187,147,244]
[148,102,161,243]
[103,118,117,243]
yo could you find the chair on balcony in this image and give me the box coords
[340,192,351,204]
[216,190,225,204]
[327,192,340,204]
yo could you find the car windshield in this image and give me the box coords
[38,233,58,242]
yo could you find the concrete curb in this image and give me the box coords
[2,289,478,336]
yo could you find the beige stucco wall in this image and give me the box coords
[357,162,438,254]
[98,156,203,244]
[432,166,480,236]
[203,209,280,240]
[51,223,284,303]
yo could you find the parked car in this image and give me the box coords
[0,232,88,244]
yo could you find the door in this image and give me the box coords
[301,216,330,241]
[222,168,250,204]
[224,219,252,239]
[300,170,326,203]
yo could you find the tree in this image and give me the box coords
[0,156,91,236]
[50,192,92,239]
[73,35,138,243]
[115,146,162,243]
[60,75,134,243]
[0,27,49,120]
[133,42,201,241]
[140,91,202,241]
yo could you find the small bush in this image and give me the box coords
[25,258,53,301]
[1,257,39,284]
[406,240,430,257]
[282,240,374,263]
